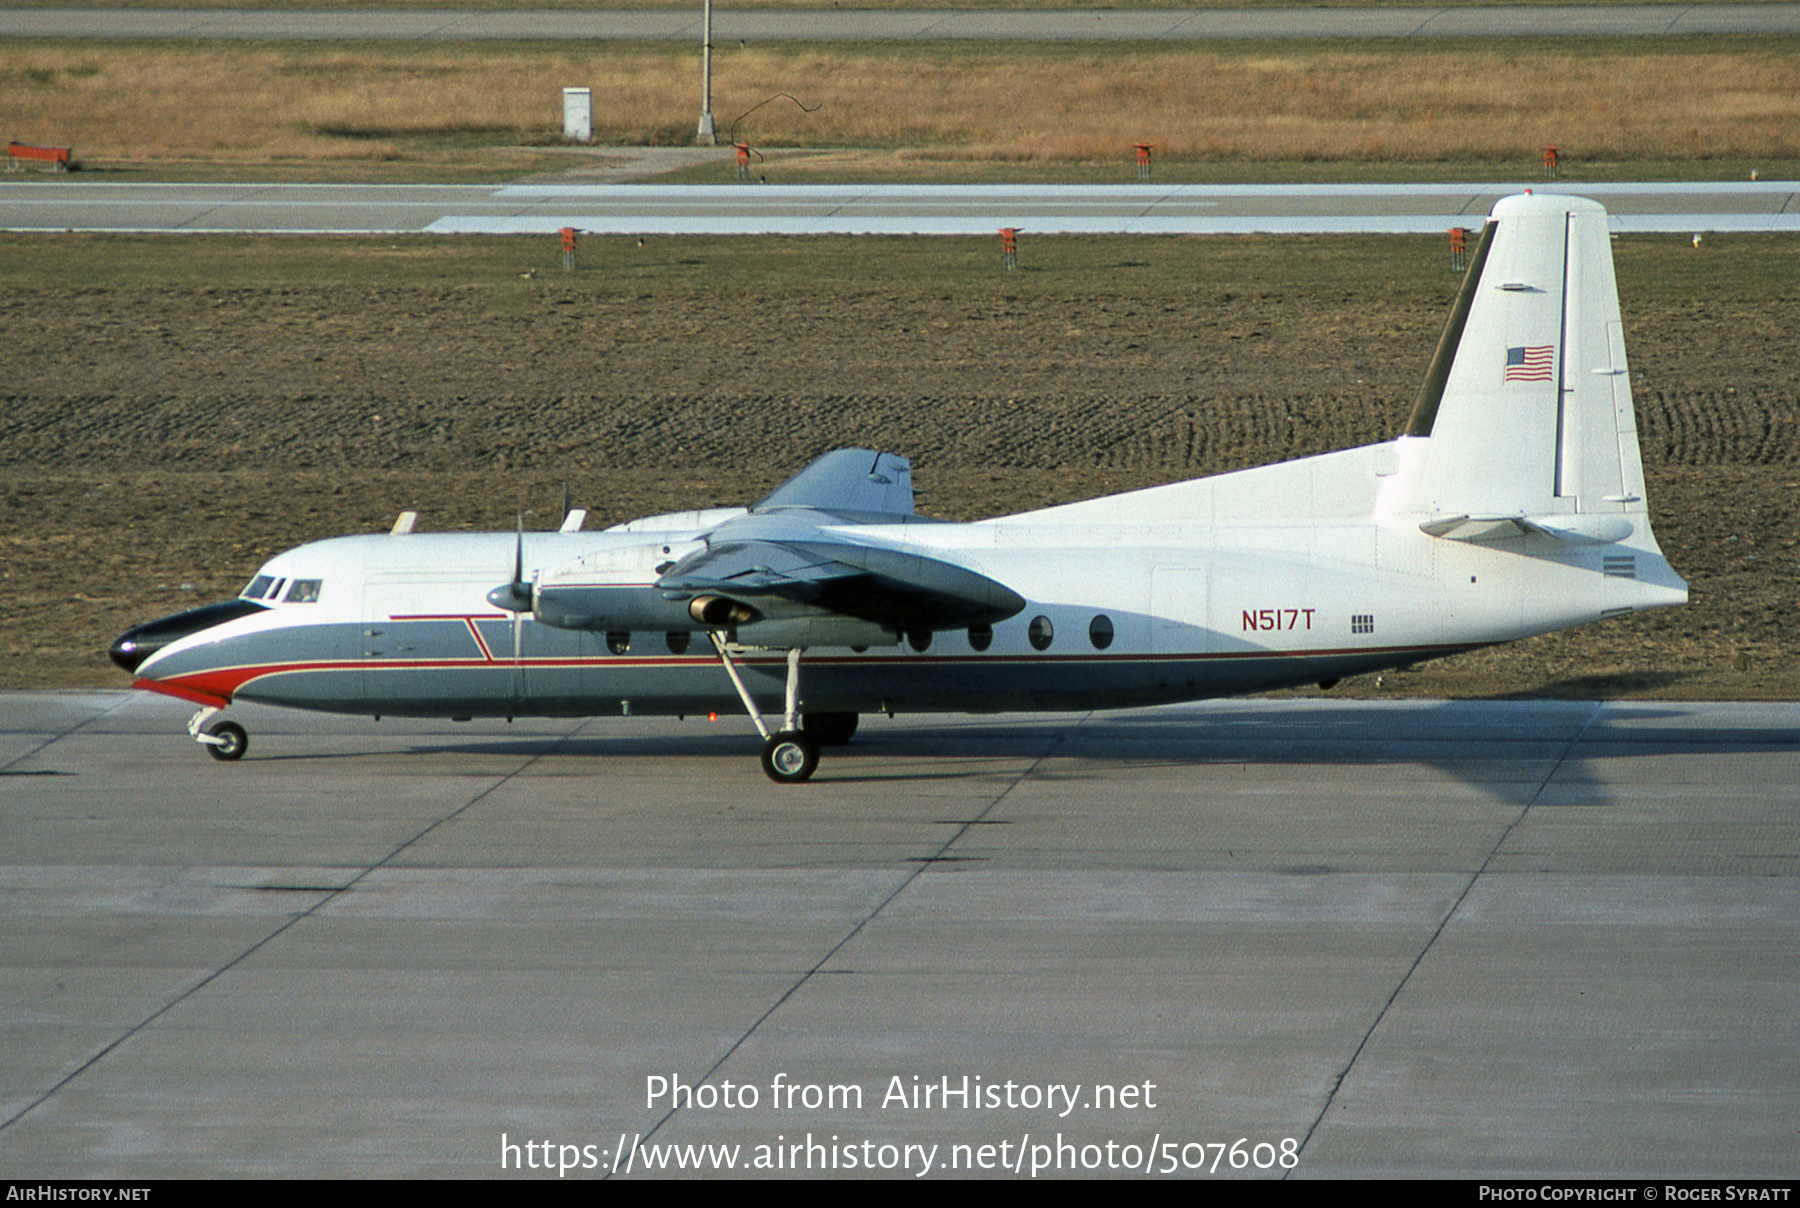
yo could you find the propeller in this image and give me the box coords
[486,512,533,613]
[483,511,531,705]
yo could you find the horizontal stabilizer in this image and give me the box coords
[1420,513,1635,544]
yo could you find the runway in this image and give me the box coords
[2,690,1796,1177]
[9,4,1800,42]
[8,180,1800,236]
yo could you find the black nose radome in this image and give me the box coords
[110,599,269,674]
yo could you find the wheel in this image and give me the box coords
[760,730,819,784]
[204,720,248,762]
[802,711,859,747]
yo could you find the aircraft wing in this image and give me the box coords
[525,449,1018,641]
[635,448,1021,632]
[656,537,1023,630]
[656,539,860,600]
[753,448,916,518]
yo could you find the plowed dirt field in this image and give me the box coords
[4,239,1795,699]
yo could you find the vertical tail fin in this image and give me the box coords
[1388,194,1651,544]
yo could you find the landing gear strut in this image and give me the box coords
[188,707,248,762]
[710,637,820,784]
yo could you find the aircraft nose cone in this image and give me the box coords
[109,630,152,674]
[108,599,271,677]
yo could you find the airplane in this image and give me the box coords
[110,193,1687,783]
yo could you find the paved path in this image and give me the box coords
[6,179,1798,235]
[7,4,1800,41]
[3,691,1796,1176]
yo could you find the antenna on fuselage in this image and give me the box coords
[557,480,586,531]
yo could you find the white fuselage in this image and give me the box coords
[128,438,1685,721]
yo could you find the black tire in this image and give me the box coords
[760,730,819,784]
[205,720,248,762]
[802,711,859,747]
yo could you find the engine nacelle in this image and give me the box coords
[533,539,712,632]
[535,583,705,632]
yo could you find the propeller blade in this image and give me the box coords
[509,509,524,698]
[513,509,524,587]
[485,510,534,612]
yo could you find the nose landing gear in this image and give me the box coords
[205,721,249,761]
[189,707,248,762]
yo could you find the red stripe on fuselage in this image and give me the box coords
[131,677,232,708]
[386,614,506,661]
[464,618,497,661]
[133,642,1476,706]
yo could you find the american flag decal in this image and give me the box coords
[1504,344,1554,382]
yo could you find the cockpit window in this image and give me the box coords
[284,579,323,603]
[242,575,275,600]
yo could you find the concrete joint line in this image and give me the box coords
[1407,6,1451,36]
[1288,700,1604,1171]
[0,693,132,775]
[617,720,1080,1174]
[0,718,589,1135]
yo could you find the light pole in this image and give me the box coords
[695,0,716,144]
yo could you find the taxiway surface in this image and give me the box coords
[7,180,1800,236]
[1,691,1796,1178]
[9,4,1800,41]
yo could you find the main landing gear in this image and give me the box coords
[709,637,857,784]
[760,729,819,784]
[188,707,248,762]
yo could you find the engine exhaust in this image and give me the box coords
[689,595,756,627]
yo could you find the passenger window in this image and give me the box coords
[1089,615,1115,650]
[1028,615,1054,651]
[907,630,932,653]
[242,575,274,600]
[607,632,631,655]
[285,579,322,603]
[665,632,691,655]
[968,624,993,652]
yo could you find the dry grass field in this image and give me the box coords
[1,232,1795,700]
[6,39,1800,178]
